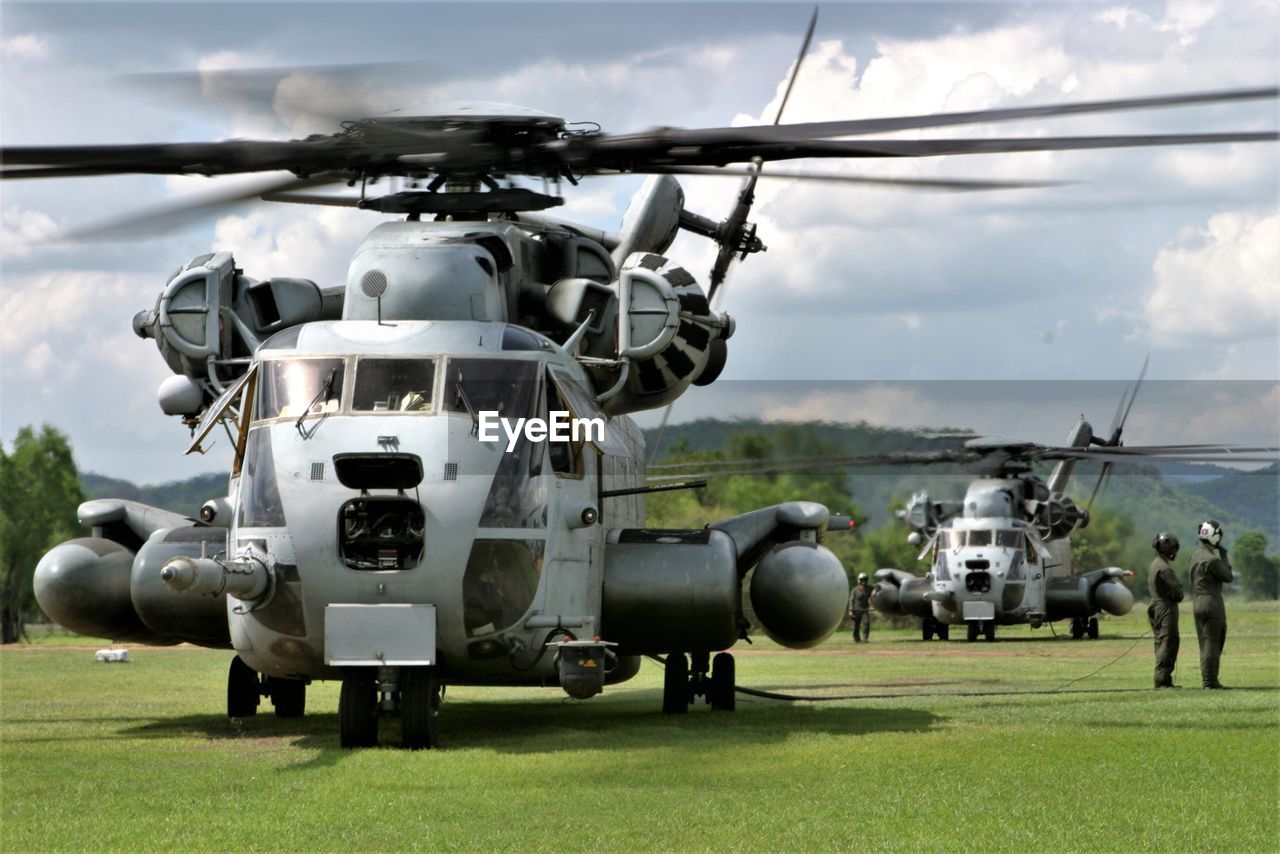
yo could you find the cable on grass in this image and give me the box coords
[646,632,1155,703]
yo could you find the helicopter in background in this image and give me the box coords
[10,19,1280,746]
[869,366,1278,641]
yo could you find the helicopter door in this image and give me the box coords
[184,362,259,474]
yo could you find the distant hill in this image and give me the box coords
[80,471,227,517]
[1183,462,1280,542]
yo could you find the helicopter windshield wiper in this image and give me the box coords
[454,374,480,437]
[296,367,338,439]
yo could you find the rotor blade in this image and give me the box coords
[1086,462,1114,512]
[581,131,1279,171]
[645,164,1069,192]
[1,139,338,176]
[1035,446,1280,463]
[116,61,439,128]
[261,191,362,207]
[52,173,347,242]
[614,86,1280,147]
[707,6,817,301]
[1111,355,1150,445]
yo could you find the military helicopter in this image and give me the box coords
[11,24,1280,746]
[866,367,1279,641]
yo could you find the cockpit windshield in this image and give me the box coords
[943,529,1022,548]
[353,358,436,412]
[444,358,539,419]
[256,358,345,420]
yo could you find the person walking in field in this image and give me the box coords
[849,573,871,643]
[1147,532,1184,689]
[1188,520,1233,690]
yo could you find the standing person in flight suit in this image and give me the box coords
[1188,520,1233,690]
[1147,533,1184,689]
[849,573,872,643]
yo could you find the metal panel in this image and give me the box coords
[324,604,436,666]
[962,601,996,621]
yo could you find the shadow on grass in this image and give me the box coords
[117,691,942,768]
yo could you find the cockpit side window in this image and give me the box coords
[444,358,538,419]
[256,358,345,421]
[545,373,583,477]
[942,530,964,549]
[353,358,436,412]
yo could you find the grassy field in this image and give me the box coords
[3,602,1278,852]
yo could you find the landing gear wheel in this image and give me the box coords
[401,666,440,750]
[937,623,950,641]
[710,653,736,711]
[922,618,935,641]
[227,655,260,718]
[1087,617,1100,640]
[339,671,378,748]
[967,622,980,642]
[662,653,689,714]
[268,677,306,718]
[1070,617,1085,640]
[983,621,996,642]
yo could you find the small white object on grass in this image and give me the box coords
[95,649,130,663]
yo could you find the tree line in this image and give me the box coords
[0,426,84,643]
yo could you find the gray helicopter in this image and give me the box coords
[869,372,1278,641]
[10,31,1280,746]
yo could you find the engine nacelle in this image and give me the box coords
[576,252,731,415]
[749,541,848,649]
[133,251,342,406]
[34,538,174,644]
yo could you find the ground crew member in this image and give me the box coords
[849,573,871,643]
[1147,532,1183,689]
[1188,519,1233,690]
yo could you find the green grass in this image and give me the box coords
[3,602,1278,851]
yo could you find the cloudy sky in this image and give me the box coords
[1,0,1277,483]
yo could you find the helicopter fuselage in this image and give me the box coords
[217,319,642,686]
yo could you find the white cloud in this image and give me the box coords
[1,34,49,61]
[0,207,60,255]
[1181,383,1280,441]
[1142,209,1279,340]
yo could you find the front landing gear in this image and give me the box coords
[662,651,736,713]
[338,666,442,749]
[923,616,950,641]
[227,655,307,719]
[400,666,440,750]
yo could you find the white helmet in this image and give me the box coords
[1198,519,1223,546]
[857,573,868,582]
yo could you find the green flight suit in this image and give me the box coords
[1146,555,1183,687]
[1188,544,1233,688]
[849,583,872,642]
